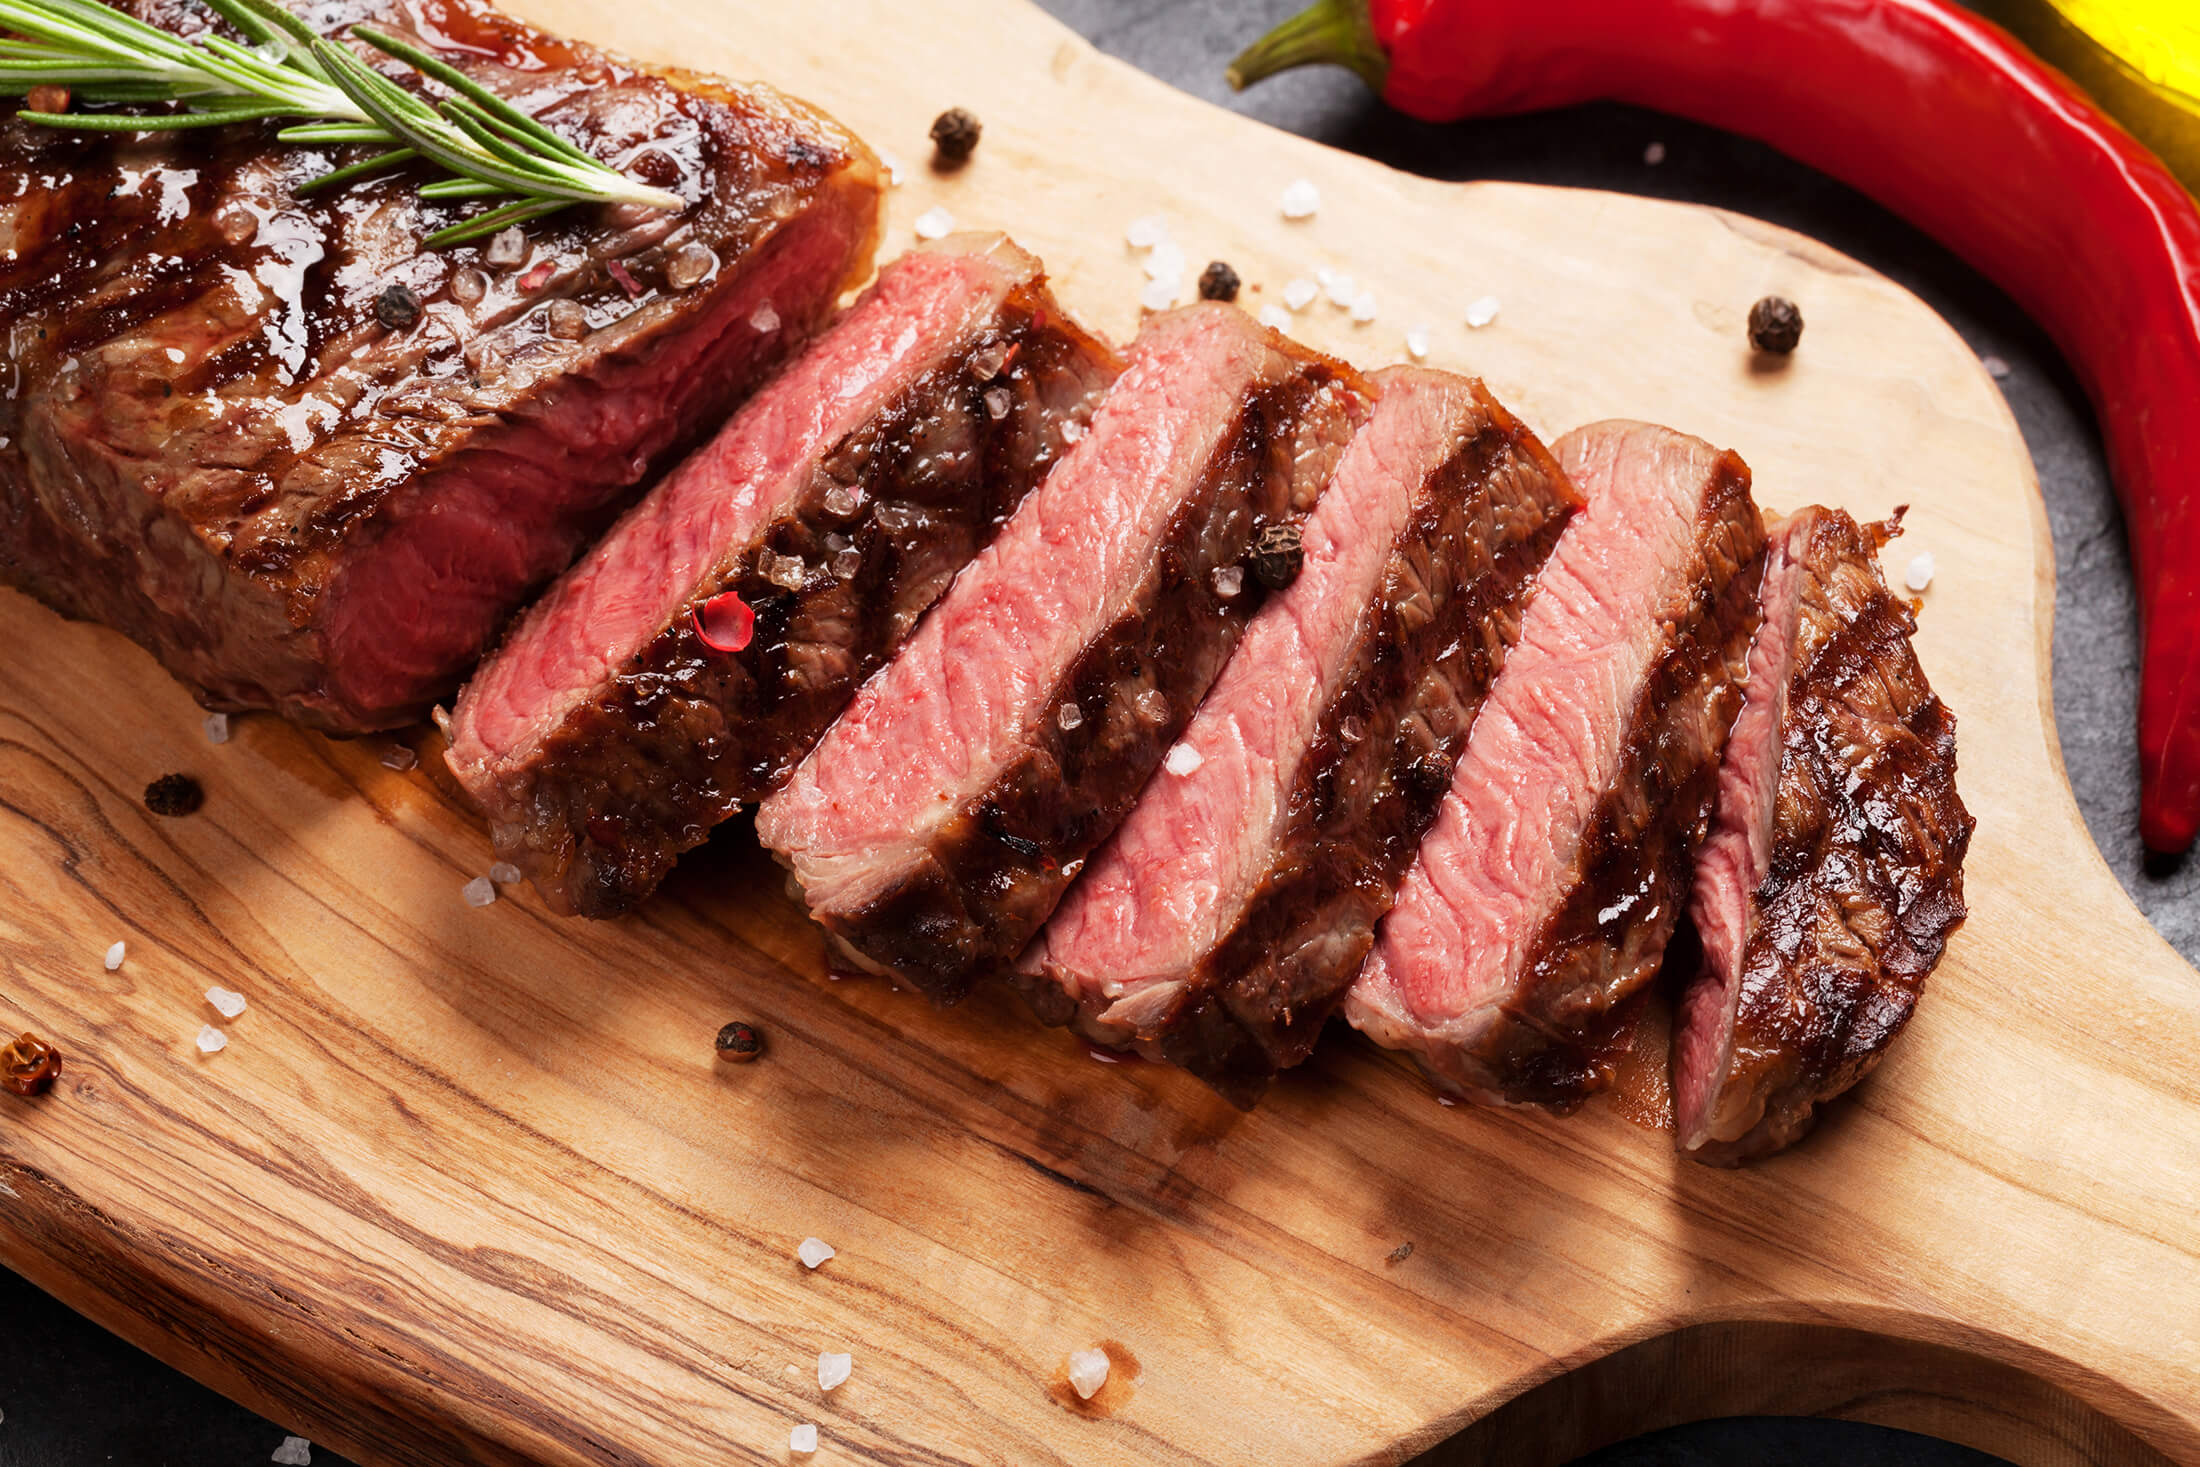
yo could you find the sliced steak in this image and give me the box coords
[1346,421,1767,1109]
[756,304,1368,1001]
[1674,506,1972,1165]
[0,0,881,732]
[1021,367,1579,1104]
[444,235,1117,917]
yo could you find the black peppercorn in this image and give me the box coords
[2,1032,60,1097]
[376,283,424,330]
[1246,522,1304,591]
[1197,260,1240,303]
[929,107,982,166]
[714,1021,764,1063]
[143,773,204,817]
[1747,296,1803,354]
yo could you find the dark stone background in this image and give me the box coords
[1,0,2186,1462]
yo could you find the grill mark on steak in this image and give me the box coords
[758,304,1369,1002]
[445,236,1117,918]
[0,0,882,731]
[1674,506,1972,1164]
[1021,367,1580,1105]
[1348,420,1767,1110]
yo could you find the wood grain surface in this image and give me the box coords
[3,0,2198,1463]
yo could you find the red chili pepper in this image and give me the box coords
[693,590,755,653]
[1232,0,2200,852]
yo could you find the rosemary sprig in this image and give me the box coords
[0,0,683,244]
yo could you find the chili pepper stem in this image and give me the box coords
[1225,0,1387,93]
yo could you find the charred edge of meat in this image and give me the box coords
[825,363,1361,1001]
[1158,402,1582,1102]
[497,282,1115,918]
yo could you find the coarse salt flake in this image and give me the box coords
[489,861,523,885]
[1144,239,1185,283]
[1125,213,1168,250]
[797,1236,835,1269]
[1465,296,1501,329]
[380,744,417,772]
[1056,701,1084,732]
[1983,354,2012,380]
[1139,275,1179,313]
[1905,551,1936,592]
[204,711,231,744]
[878,150,905,186]
[1644,141,1668,165]
[749,301,780,333]
[196,1025,227,1055]
[104,940,126,971]
[789,1424,819,1455]
[912,206,955,240]
[1349,289,1378,324]
[1066,1347,1110,1400]
[271,1437,312,1466]
[1164,743,1205,777]
[984,386,1012,420]
[1258,304,1292,331]
[1211,564,1244,598]
[1324,272,1356,308]
[1282,276,1318,311]
[1278,178,1320,220]
[462,876,497,908]
[818,1350,852,1390]
[1405,324,1431,360]
[206,986,246,1019]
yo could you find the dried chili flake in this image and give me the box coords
[2,1033,60,1097]
[1748,296,1804,354]
[1246,521,1305,591]
[606,259,643,298]
[518,260,555,293]
[693,590,756,653]
[715,1021,764,1063]
[143,773,204,817]
[928,107,982,166]
[1198,260,1241,303]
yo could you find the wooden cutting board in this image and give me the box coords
[3,0,2197,1463]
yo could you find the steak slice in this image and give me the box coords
[1020,367,1579,1104]
[444,235,1117,918]
[1345,421,1767,1109]
[756,304,1368,1001]
[1674,506,1972,1164]
[0,0,881,732]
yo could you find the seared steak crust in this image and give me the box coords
[1676,507,1972,1164]
[452,243,1116,918]
[0,0,881,730]
[835,363,1362,997]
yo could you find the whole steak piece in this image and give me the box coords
[445,235,1118,918]
[1021,366,1579,1104]
[0,0,882,732]
[757,304,1369,1002]
[1674,506,1972,1165]
[1347,421,1767,1109]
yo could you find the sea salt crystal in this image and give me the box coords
[1905,551,1936,592]
[969,341,1009,380]
[462,876,497,908]
[1139,275,1179,313]
[1983,354,2012,380]
[271,1437,312,1466]
[484,228,526,268]
[665,241,717,292]
[1135,688,1170,724]
[832,547,862,580]
[823,482,864,518]
[1061,419,1086,444]
[1144,239,1185,283]
[1164,743,1204,777]
[984,386,1012,420]
[1258,304,1292,331]
[1125,213,1168,249]
[766,552,809,590]
[1210,564,1244,598]
[789,1424,819,1455]
[1465,295,1501,329]
[196,1025,227,1055]
[489,861,523,884]
[1349,289,1378,324]
[750,301,781,333]
[1644,141,1668,165]
[878,150,905,186]
[1278,178,1320,219]
[380,744,417,772]
[1056,701,1084,732]
[1405,324,1431,360]
[818,1350,852,1390]
[1323,272,1355,308]
[797,1237,835,1269]
[204,712,231,744]
[206,986,247,1019]
[913,205,955,240]
[1066,1347,1110,1400]
[104,940,126,971]
[1282,277,1317,311]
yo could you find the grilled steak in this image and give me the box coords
[444,235,1116,917]
[1021,367,1578,1104]
[0,0,881,731]
[757,303,1368,1001]
[1674,507,1972,1164]
[1346,421,1766,1109]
